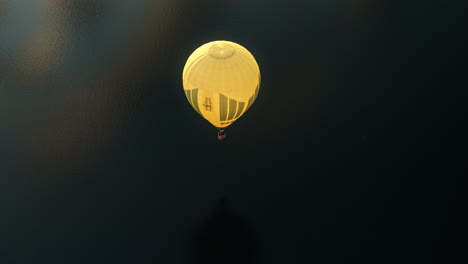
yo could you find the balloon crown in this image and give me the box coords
[209,42,235,59]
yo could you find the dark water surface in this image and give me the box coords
[1,1,466,263]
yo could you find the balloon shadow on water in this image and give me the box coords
[187,197,258,264]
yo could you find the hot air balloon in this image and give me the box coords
[182,40,261,140]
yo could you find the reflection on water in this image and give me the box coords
[0,0,7,22]
[0,0,201,181]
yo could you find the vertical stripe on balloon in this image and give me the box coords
[219,93,228,121]
[227,98,237,120]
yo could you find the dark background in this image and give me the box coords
[0,0,466,263]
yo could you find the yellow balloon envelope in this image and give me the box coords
[182,40,260,129]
